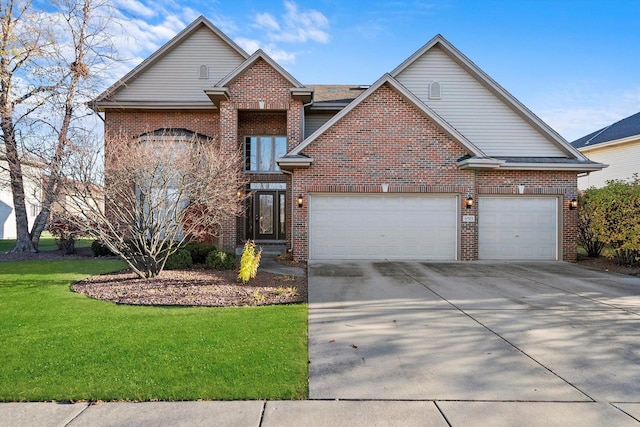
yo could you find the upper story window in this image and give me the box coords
[199,65,209,79]
[244,136,287,172]
[429,81,441,100]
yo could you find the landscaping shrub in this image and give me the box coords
[91,240,115,257]
[206,250,237,270]
[238,240,262,283]
[184,242,217,264]
[577,191,605,257]
[48,214,85,255]
[165,249,193,270]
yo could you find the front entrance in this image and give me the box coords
[246,187,286,241]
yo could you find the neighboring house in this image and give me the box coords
[0,151,43,240]
[571,112,639,189]
[92,16,604,262]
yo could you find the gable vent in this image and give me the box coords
[429,81,441,99]
[199,65,209,79]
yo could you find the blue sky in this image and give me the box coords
[109,0,640,141]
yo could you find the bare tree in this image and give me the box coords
[0,0,114,252]
[64,132,248,279]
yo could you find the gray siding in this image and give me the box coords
[578,140,640,189]
[304,113,336,139]
[114,27,246,103]
[396,47,566,157]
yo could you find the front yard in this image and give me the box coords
[0,259,308,402]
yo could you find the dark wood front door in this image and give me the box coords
[250,190,286,241]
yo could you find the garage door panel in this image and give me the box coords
[309,194,457,260]
[479,197,558,260]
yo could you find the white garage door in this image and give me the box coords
[479,197,558,260]
[309,194,457,260]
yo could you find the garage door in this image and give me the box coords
[308,194,457,260]
[479,197,558,260]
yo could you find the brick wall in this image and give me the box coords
[290,82,578,262]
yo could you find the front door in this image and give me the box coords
[250,190,286,241]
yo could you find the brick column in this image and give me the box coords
[219,102,238,252]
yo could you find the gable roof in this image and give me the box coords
[91,16,249,107]
[391,34,587,160]
[215,49,305,89]
[571,111,640,150]
[287,73,485,158]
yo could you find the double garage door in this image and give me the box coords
[308,194,559,261]
[309,194,457,260]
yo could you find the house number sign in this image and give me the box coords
[462,215,476,223]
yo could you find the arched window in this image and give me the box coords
[429,81,441,100]
[199,64,209,79]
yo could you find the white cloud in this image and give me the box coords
[255,12,280,31]
[255,1,329,44]
[535,85,640,142]
[235,37,296,64]
[112,0,157,19]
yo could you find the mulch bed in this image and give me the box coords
[72,268,307,307]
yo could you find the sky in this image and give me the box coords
[106,0,640,142]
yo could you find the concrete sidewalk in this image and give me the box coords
[3,399,640,426]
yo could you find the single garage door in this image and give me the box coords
[479,196,558,260]
[308,194,457,260]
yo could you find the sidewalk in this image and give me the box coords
[3,400,639,426]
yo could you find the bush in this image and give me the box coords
[577,191,605,257]
[206,250,237,270]
[91,240,115,257]
[48,214,85,255]
[238,240,262,283]
[165,249,193,270]
[183,242,217,264]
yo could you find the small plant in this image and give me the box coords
[252,289,266,303]
[91,240,115,257]
[206,250,237,270]
[47,214,85,255]
[275,285,299,297]
[238,240,262,283]
[183,242,217,264]
[165,249,193,270]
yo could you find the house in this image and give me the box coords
[571,112,639,189]
[0,150,42,240]
[91,16,604,262]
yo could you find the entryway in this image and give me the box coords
[245,184,286,242]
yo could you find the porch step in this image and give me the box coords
[235,244,287,256]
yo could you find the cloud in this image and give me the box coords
[112,0,157,19]
[535,85,640,141]
[235,37,296,64]
[254,1,329,44]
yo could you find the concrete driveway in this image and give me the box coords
[308,261,640,407]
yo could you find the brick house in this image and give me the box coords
[92,16,603,262]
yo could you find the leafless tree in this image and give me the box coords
[0,0,114,252]
[63,131,248,279]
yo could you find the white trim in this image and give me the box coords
[577,135,640,152]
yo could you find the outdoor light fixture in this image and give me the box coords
[466,196,474,209]
[297,195,303,208]
[569,198,578,210]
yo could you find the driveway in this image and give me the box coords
[308,261,640,405]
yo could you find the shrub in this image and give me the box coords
[206,250,237,270]
[165,249,193,270]
[48,214,85,255]
[238,240,263,283]
[183,242,217,264]
[91,240,115,257]
[577,191,605,257]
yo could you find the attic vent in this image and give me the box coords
[429,81,441,99]
[199,65,209,79]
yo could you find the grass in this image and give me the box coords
[0,260,308,402]
[0,233,92,253]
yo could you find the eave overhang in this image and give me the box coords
[457,156,607,173]
[290,88,313,103]
[90,101,217,112]
[577,135,640,153]
[276,155,313,172]
[204,87,230,108]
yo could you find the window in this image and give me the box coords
[199,65,209,79]
[244,136,287,172]
[429,81,441,100]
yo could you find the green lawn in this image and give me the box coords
[0,260,308,401]
[0,233,92,252]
